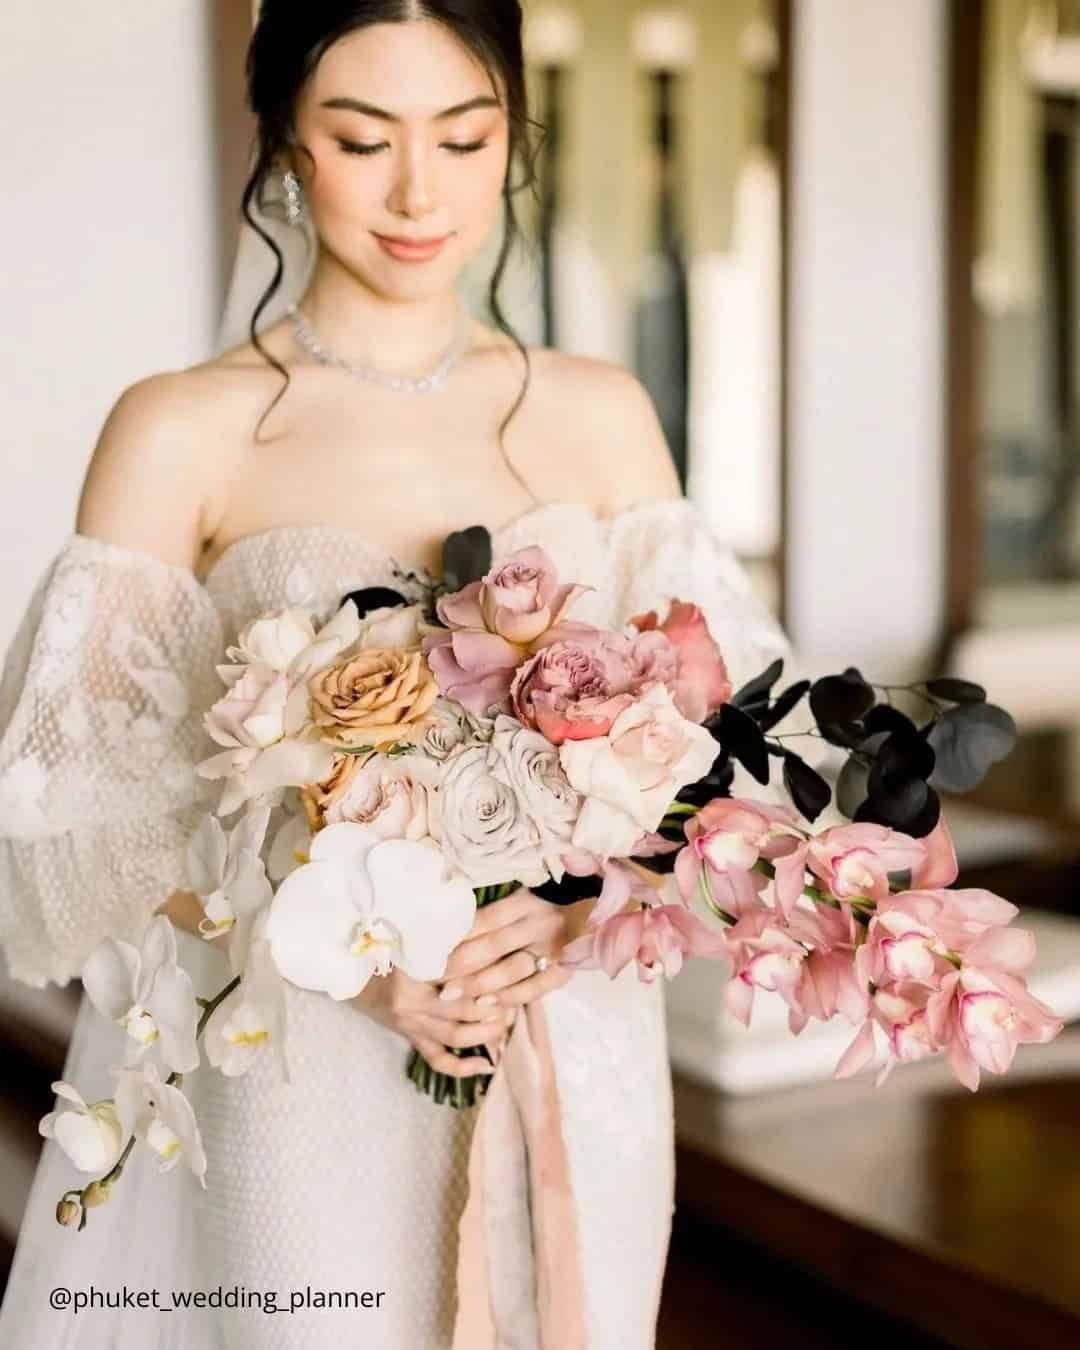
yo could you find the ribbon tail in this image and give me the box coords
[452,1000,587,1349]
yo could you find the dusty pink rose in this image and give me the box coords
[510,627,640,745]
[628,600,732,722]
[422,546,591,716]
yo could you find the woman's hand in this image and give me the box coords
[349,967,514,1078]
[436,888,597,1011]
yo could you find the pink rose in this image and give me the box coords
[629,600,732,722]
[509,627,638,745]
[422,546,591,716]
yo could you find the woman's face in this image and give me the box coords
[291,19,511,299]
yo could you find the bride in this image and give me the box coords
[0,3,791,1347]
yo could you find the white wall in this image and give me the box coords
[0,1,221,648]
[785,0,948,681]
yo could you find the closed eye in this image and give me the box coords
[336,138,489,157]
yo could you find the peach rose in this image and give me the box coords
[299,751,362,834]
[308,650,439,750]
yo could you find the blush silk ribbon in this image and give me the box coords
[451,997,587,1348]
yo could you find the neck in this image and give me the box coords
[296,248,466,375]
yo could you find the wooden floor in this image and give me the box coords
[657,1212,952,1348]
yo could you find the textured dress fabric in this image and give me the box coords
[0,497,791,1349]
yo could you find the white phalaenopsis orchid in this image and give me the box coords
[81,916,199,1074]
[111,1061,207,1187]
[38,1082,124,1173]
[204,926,290,1082]
[186,805,274,975]
[266,805,312,883]
[265,821,476,1001]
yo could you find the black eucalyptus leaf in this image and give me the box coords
[858,730,891,757]
[819,720,867,750]
[924,676,987,704]
[863,704,918,739]
[730,658,785,712]
[836,754,871,819]
[442,525,492,592]
[924,702,1017,793]
[341,586,409,619]
[809,668,875,726]
[532,872,604,906]
[856,779,941,836]
[718,702,770,784]
[877,725,937,783]
[782,752,832,822]
[630,850,679,876]
[676,750,735,807]
[756,679,812,733]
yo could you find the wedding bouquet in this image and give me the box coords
[41,525,1064,1230]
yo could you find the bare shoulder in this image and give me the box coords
[536,350,682,513]
[76,365,244,570]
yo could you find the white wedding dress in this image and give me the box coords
[0,495,790,1348]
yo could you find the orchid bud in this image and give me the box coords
[55,1198,81,1227]
[81,1180,112,1208]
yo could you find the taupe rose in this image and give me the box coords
[308,650,439,751]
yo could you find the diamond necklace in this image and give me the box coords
[286,299,470,394]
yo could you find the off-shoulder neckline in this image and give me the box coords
[65,495,694,593]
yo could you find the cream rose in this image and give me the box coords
[225,608,316,672]
[489,715,579,882]
[430,744,549,888]
[558,683,719,860]
[323,752,440,841]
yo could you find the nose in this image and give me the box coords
[386,141,434,220]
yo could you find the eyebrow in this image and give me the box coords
[319,94,500,122]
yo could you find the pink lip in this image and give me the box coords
[373,232,451,261]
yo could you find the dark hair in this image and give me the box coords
[240,1,544,498]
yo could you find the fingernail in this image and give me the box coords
[439,985,462,1001]
[477,994,497,1007]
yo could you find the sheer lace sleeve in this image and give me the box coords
[607,496,792,690]
[0,534,225,988]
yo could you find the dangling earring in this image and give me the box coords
[282,169,305,226]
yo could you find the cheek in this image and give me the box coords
[447,144,509,226]
[307,155,379,219]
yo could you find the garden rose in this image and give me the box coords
[309,650,439,750]
[226,608,316,673]
[559,683,718,860]
[429,743,549,888]
[323,751,440,841]
[422,545,591,716]
[509,628,638,744]
[489,714,580,881]
[628,600,732,722]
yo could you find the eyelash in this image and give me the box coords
[336,138,488,157]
